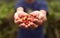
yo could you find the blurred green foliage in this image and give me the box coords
[0,0,60,38]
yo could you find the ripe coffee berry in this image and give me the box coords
[17,14,39,28]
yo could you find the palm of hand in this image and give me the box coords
[14,11,47,29]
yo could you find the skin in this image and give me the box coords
[26,0,35,3]
[14,0,47,28]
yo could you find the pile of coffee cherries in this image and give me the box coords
[16,13,39,28]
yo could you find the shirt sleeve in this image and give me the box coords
[39,1,49,16]
[14,0,24,11]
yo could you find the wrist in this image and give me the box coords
[39,10,47,16]
[16,7,24,13]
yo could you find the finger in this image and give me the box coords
[14,13,19,19]
[43,17,47,22]
[30,11,37,15]
[30,13,38,16]
[33,19,43,25]
[19,13,28,16]
[19,23,30,28]
[41,17,47,24]
[38,15,44,20]
[19,23,26,28]
[33,19,38,21]
[32,23,38,28]
[14,18,23,24]
[27,24,31,27]
[38,15,47,22]
[25,25,29,28]
[17,7,24,12]
[29,22,38,28]
[28,22,34,28]
[33,19,39,24]
[18,13,28,18]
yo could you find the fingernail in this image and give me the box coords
[25,25,28,28]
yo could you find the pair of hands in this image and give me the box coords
[14,10,47,29]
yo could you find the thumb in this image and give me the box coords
[17,7,24,12]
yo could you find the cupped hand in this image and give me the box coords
[14,11,28,25]
[38,12,47,23]
[29,11,47,27]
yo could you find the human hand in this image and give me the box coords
[29,11,40,28]
[38,10,47,23]
[29,10,47,28]
[14,10,29,28]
